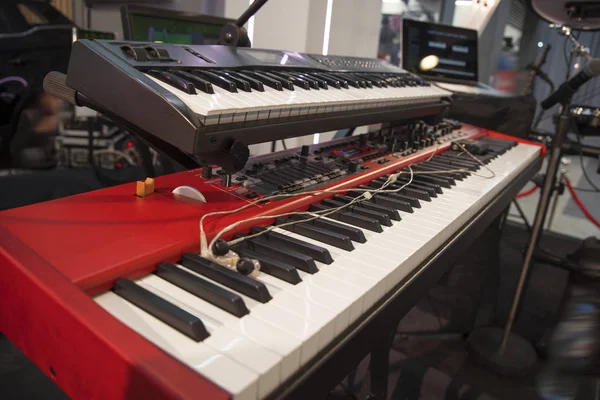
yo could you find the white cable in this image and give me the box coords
[223,169,411,249]
[199,167,410,257]
[199,141,495,257]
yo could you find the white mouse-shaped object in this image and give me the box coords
[172,186,207,202]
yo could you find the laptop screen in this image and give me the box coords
[402,19,478,83]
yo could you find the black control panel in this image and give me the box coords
[206,119,467,196]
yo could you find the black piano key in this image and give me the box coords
[171,70,214,94]
[148,69,197,95]
[221,72,252,92]
[330,72,360,88]
[365,73,388,88]
[250,227,334,264]
[435,153,480,166]
[114,279,209,341]
[239,236,319,273]
[319,72,349,88]
[262,71,295,90]
[274,72,311,90]
[180,254,272,303]
[359,74,383,88]
[441,151,485,165]
[369,179,435,201]
[425,158,473,172]
[370,194,413,213]
[290,72,319,90]
[288,214,367,243]
[300,73,328,89]
[408,170,454,188]
[384,192,421,208]
[356,184,420,208]
[399,181,438,198]
[311,73,341,89]
[191,70,238,92]
[430,156,478,171]
[396,177,443,195]
[310,203,383,233]
[244,70,284,91]
[156,262,249,318]
[230,71,265,91]
[321,199,392,226]
[345,189,413,213]
[415,163,463,181]
[275,217,354,251]
[333,195,401,221]
[413,165,459,183]
[434,151,481,167]
[382,74,400,87]
[423,160,469,179]
[232,246,302,284]
[346,73,369,88]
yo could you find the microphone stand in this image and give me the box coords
[500,98,573,348]
[219,0,269,47]
[469,24,598,374]
[468,95,575,375]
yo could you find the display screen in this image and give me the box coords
[238,49,306,67]
[129,14,224,45]
[402,19,478,82]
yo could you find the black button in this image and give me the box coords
[144,46,171,61]
[120,45,149,61]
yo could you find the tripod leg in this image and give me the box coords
[512,199,532,232]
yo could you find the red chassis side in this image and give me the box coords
[0,126,544,400]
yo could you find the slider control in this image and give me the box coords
[221,174,232,187]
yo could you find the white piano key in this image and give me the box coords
[95,292,259,400]
[137,276,281,398]
[174,263,324,366]
[137,273,302,379]
[296,270,365,328]
[248,301,321,364]
[257,273,352,339]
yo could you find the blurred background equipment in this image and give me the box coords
[401,18,510,96]
[0,0,72,167]
[56,116,138,169]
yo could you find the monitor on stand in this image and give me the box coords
[121,5,233,44]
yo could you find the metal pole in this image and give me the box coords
[235,0,269,27]
[512,199,532,232]
[498,102,573,353]
[546,173,562,230]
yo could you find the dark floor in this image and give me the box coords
[1,221,596,399]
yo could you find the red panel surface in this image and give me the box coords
[0,226,230,400]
